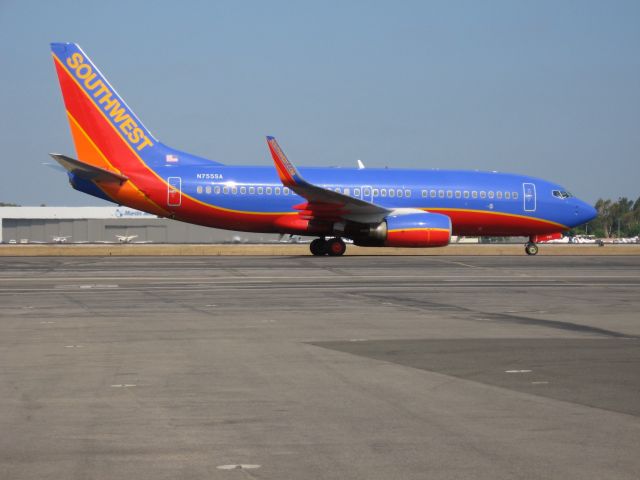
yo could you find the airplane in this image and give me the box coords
[52,235,72,243]
[115,234,139,243]
[49,42,597,256]
[92,234,152,244]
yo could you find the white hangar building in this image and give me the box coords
[0,207,282,244]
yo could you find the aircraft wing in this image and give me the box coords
[49,153,128,184]
[266,137,391,224]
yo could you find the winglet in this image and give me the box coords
[266,136,304,187]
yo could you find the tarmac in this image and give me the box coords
[1,255,639,479]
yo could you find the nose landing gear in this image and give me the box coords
[310,237,346,256]
[525,241,539,256]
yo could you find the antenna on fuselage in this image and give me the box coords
[357,159,365,170]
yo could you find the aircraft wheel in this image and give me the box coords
[327,238,347,256]
[525,242,539,256]
[310,238,328,256]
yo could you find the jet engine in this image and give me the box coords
[351,212,452,248]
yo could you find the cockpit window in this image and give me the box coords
[552,190,573,199]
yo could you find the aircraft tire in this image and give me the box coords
[327,238,347,256]
[310,238,328,256]
[525,242,539,256]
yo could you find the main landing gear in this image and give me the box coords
[525,241,539,256]
[310,237,347,256]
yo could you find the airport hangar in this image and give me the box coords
[0,206,282,244]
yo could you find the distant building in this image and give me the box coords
[0,207,283,244]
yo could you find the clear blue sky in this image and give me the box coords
[0,0,638,205]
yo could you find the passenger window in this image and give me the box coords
[455,191,461,199]
[266,187,272,195]
[283,187,289,195]
[397,190,403,198]
[496,191,502,199]
[488,191,494,199]
[249,187,255,194]
[257,187,264,194]
[344,187,350,196]
[480,191,486,199]
[447,190,453,199]
[438,190,445,198]
[197,186,203,194]
[223,187,229,194]
[421,190,427,198]
[505,191,510,199]
[430,190,436,198]
[275,187,281,195]
[240,186,246,194]
[214,186,221,194]
[354,188,361,196]
[463,191,469,199]
[206,186,212,194]
[231,187,237,195]
[389,189,395,198]
[381,189,387,197]
[405,189,411,198]
[364,188,371,196]
[472,191,478,199]
[372,189,379,197]
[513,192,518,200]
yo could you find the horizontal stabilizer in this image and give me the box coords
[49,153,128,184]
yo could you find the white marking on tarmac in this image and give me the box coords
[40,321,55,324]
[64,345,84,348]
[78,284,119,289]
[505,369,532,373]
[531,381,549,384]
[111,384,137,388]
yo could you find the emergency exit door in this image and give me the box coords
[167,177,182,207]
[523,182,536,212]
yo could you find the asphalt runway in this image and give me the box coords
[1,256,639,479]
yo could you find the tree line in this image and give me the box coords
[573,197,640,238]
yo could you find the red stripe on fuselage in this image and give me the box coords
[429,209,565,236]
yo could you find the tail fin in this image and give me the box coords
[50,42,220,172]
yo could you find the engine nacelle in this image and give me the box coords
[352,212,452,248]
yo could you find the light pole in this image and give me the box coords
[617,218,621,238]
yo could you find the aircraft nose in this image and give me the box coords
[574,200,597,225]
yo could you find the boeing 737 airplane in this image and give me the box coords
[49,43,597,256]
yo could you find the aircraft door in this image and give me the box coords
[523,182,536,212]
[167,177,182,207]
